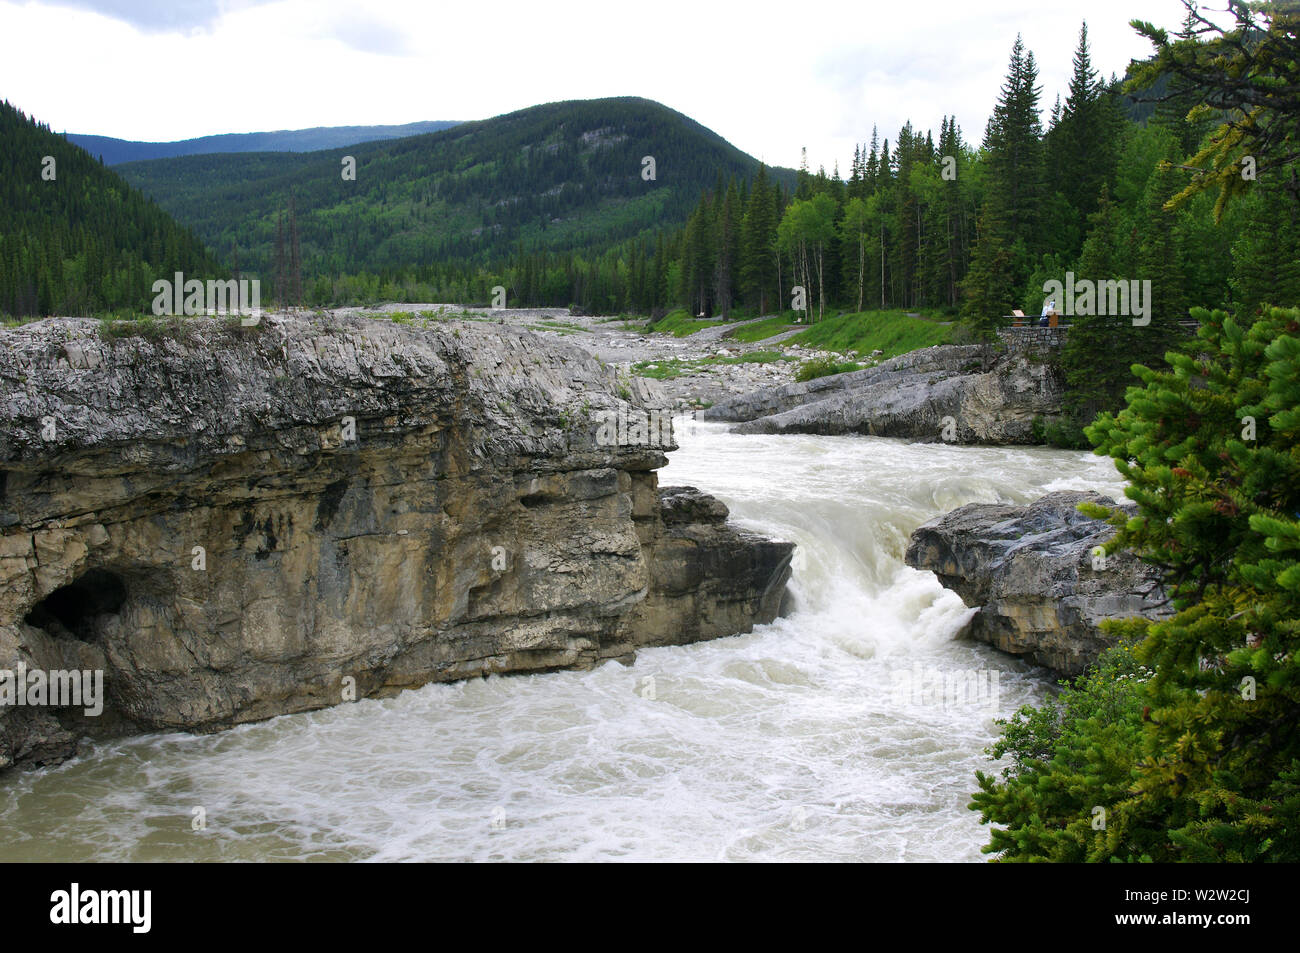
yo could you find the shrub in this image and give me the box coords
[795,357,862,382]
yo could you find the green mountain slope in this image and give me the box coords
[1,100,222,319]
[117,97,795,278]
[66,121,462,166]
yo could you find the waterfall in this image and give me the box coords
[0,425,1124,862]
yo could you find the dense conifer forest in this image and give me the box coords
[113,97,795,310]
[0,101,221,318]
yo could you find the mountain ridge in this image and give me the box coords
[65,120,462,166]
[116,96,796,276]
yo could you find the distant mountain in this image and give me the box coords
[65,121,462,166]
[117,97,797,278]
[1,100,221,318]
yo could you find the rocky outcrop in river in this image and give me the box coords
[700,343,1063,444]
[904,491,1171,676]
[0,314,792,771]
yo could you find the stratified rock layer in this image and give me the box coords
[905,491,1170,676]
[0,314,791,770]
[701,344,1063,444]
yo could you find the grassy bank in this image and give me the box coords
[647,308,727,337]
[788,309,951,360]
[723,315,797,342]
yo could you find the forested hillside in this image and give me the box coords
[0,100,222,318]
[650,16,1300,441]
[67,121,461,166]
[117,97,795,304]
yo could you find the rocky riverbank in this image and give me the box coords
[0,312,792,771]
[356,304,860,410]
[905,491,1170,676]
[701,343,1065,444]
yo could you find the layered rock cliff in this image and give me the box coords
[904,491,1171,676]
[0,314,792,770]
[700,343,1063,444]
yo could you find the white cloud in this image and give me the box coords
[0,0,1191,169]
[39,0,275,32]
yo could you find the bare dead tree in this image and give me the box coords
[274,210,286,309]
[288,194,301,310]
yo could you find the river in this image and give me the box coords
[0,423,1124,861]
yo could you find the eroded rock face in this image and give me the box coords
[904,491,1170,676]
[0,314,792,770]
[701,344,1063,444]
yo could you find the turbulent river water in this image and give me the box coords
[0,424,1124,862]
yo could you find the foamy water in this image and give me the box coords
[0,424,1124,862]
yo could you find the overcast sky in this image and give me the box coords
[2,0,1192,169]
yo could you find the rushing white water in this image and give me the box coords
[0,425,1124,862]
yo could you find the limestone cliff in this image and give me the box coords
[700,344,1063,444]
[904,491,1171,676]
[0,314,792,770]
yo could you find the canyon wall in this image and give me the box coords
[0,314,792,770]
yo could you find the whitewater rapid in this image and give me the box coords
[0,423,1125,862]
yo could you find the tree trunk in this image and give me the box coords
[880,223,886,309]
[857,233,865,312]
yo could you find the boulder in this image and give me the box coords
[702,344,1064,444]
[904,491,1171,676]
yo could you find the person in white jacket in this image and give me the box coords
[1039,298,1055,327]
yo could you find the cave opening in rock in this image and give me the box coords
[24,568,127,642]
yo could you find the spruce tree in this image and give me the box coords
[1059,23,1116,227]
[1231,181,1300,319]
[974,307,1300,861]
[739,165,778,314]
[1059,185,1138,435]
[962,35,1044,331]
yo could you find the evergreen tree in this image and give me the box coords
[1231,181,1300,319]
[1059,24,1117,227]
[961,204,1017,338]
[974,306,1300,861]
[740,166,779,313]
[1058,185,1139,435]
[962,36,1044,330]
[1135,158,1189,333]
[712,179,740,318]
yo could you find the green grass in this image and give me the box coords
[632,358,692,379]
[727,315,799,342]
[96,313,266,341]
[648,308,727,337]
[795,357,865,382]
[787,309,951,360]
[97,314,176,340]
